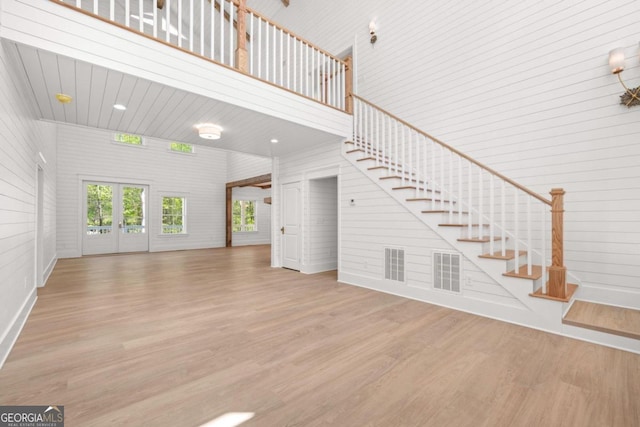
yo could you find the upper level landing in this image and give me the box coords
[0,0,351,156]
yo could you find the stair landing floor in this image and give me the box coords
[563,300,640,340]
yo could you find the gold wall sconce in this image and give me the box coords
[609,45,639,107]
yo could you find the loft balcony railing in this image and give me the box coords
[50,0,352,112]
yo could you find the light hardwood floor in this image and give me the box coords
[1,245,638,426]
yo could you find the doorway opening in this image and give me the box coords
[305,176,338,274]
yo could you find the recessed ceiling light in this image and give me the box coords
[270,139,279,144]
[55,93,73,104]
[113,104,127,111]
[195,123,222,140]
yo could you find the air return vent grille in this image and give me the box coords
[384,247,405,282]
[433,251,462,294]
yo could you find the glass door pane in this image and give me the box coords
[122,186,146,234]
[86,184,113,235]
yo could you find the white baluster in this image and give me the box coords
[458,156,462,223]
[166,0,171,42]
[478,169,483,240]
[501,180,506,256]
[393,119,400,176]
[279,29,283,86]
[415,132,420,197]
[110,0,115,21]
[489,174,495,255]
[248,13,253,73]
[94,0,98,14]
[140,0,144,32]
[467,162,472,239]
[189,0,194,51]
[212,0,218,58]
[153,0,158,38]
[449,150,453,222]
[125,0,130,27]
[541,202,547,294]
[440,145,444,211]
[220,0,225,64]
[527,195,532,276]
[200,0,204,55]
[375,108,380,166]
[401,126,406,185]
[271,23,276,82]
[514,188,519,273]
[228,1,234,67]
[431,142,436,211]
[286,34,291,89]
[292,36,297,91]
[178,0,182,47]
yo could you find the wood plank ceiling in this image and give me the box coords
[6,42,340,157]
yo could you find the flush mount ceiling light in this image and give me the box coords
[270,138,279,144]
[608,44,640,107]
[55,93,73,104]
[113,104,127,111]
[195,123,222,140]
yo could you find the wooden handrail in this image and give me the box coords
[351,94,552,205]
[244,5,347,66]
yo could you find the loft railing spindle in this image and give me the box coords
[541,203,547,294]
[189,0,194,51]
[153,0,158,38]
[125,0,130,27]
[219,0,224,64]
[200,0,204,55]
[110,0,115,21]
[489,174,495,254]
[228,1,234,67]
[467,162,472,239]
[501,180,506,256]
[514,188,520,272]
[166,0,171,42]
[178,0,182,47]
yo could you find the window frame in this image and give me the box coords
[113,132,145,147]
[232,200,258,233]
[169,142,195,154]
[160,195,187,235]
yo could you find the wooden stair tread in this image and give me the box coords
[561,300,640,340]
[503,265,543,280]
[479,250,526,260]
[457,236,504,243]
[530,283,578,303]
[346,148,365,154]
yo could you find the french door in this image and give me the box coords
[82,181,149,255]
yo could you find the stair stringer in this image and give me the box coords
[343,148,572,328]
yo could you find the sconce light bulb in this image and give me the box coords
[369,21,377,35]
[609,48,625,74]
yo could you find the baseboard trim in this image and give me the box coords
[302,261,338,275]
[0,288,37,370]
[40,255,57,288]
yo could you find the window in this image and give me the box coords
[233,200,257,232]
[162,196,186,234]
[114,133,143,146]
[170,142,194,153]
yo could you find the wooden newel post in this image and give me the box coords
[345,56,353,114]
[235,0,248,73]
[548,188,566,298]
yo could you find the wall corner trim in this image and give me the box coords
[0,288,37,370]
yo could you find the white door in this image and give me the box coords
[83,182,149,255]
[281,182,301,270]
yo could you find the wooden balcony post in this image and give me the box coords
[345,56,353,114]
[235,0,249,72]
[548,188,566,298]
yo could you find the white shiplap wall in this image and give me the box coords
[250,0,640,303]
[275,142,523,312]
[56,123,227,257]
[232,186,271,247]
[0,42,57,367]
[226,151,272,182]
[307,177,338,273]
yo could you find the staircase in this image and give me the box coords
[344,95,580,316]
